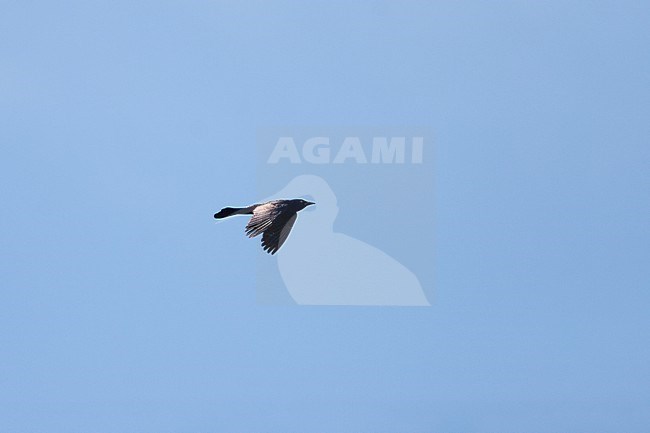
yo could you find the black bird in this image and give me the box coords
[214,199,315,255]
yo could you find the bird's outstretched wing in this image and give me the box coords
[244,201,299,254]
[245,202,286,238]
[262,213,297,255]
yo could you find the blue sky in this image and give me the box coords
[1,1,650,432]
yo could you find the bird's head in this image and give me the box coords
[297,198,315,210]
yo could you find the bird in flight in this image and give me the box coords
[214,199,315,255]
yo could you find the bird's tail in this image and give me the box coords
[214,206,253,219]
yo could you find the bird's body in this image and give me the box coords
[214,199,314,254]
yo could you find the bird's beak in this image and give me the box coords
[306,201,315,206]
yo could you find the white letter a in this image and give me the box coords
[267,137,301,164]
